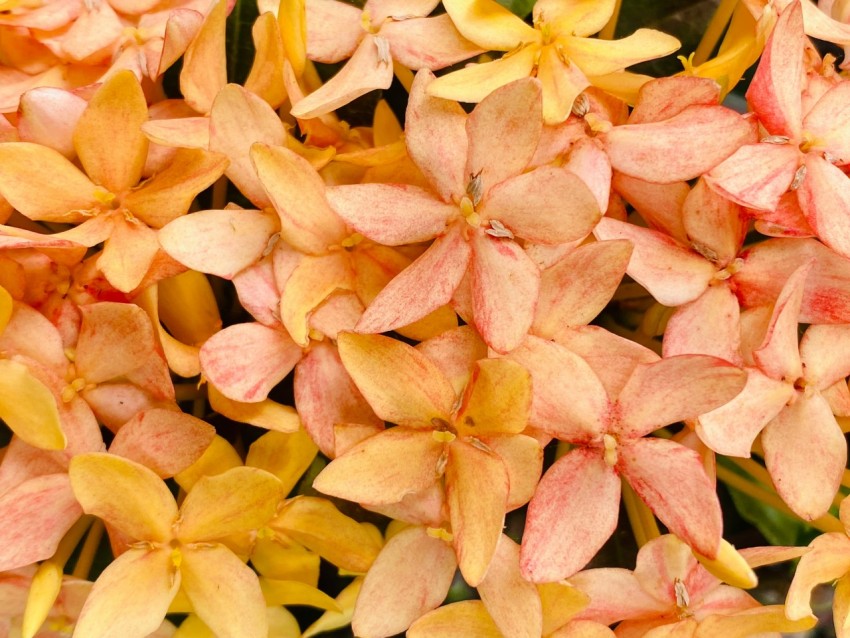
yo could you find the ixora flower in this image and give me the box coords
[508,331,746,582]
[327,72,600,353]
[429,0,681,123]
[68,453,284,638]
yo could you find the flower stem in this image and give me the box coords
[599,0,622,40]
[622,478,660,546]
[72,518,104,580]
[693,0,738,66]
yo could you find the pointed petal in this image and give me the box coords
[17,87,87,159]
[477,535,542,638]
[466,77,542,191]
[383,15,482,70]
[619,438,722,557]
[199,323,302,403]
[244,12,288,108]
[705,142,799,212]
[456,359,531,436]
[786,534,850,620]
[762,391,846,520]
[482,166,600,244]
[352,526,456,638]
[181,545,267,638]
[506,335,607,441]
[305,0,362,62]
[0,359,65,450]
[404,69,467,202]
[537,46,592,125]
[470,231,540,353]
[76,302,155,384]
[695,606,816,637]
[804,82,850,164]
[442,0,538,49]
[123,149,229,228]
[74,71,148,195]
[593,216,716,307]
[69,453,177,542]
[180,0,227,113]
[447,440,508,586]
[613,173,689,242]
[563,29,680,76]
[74,547,179,638]
[177,467,283,541]
[745,0,804,139]
[603,105,754,183]
[534,0,616,37]
[98,220,160,293]
[0,474,80,571]
[617,355,746,438]
[326,183,451,246]
[109,409,214,478]
[210,85,287,208]
[696,367,794,457]
[0,142,98,222]
[682,178,747,265]
[313,428,444,505]
[337,332,456,425]
[799,153,850,260]
[290,36,394,119]
[662,284,742,363]
[356,225,471,334]
[408,600,502,638]
[521,448,620,582]
[801,324,850,389]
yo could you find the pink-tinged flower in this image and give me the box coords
[507,331,746,581]
[572,534,814,637]
[288,0,481,118]
[428,0,680,123]
[706,1,850,258]
[328,72,600,353]
[68,453,283,638]
[691,264,850,520]
[313,330,542,587]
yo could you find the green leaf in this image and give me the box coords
[495,0,535,18]
[226,0,260,85]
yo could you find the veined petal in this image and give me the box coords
[470,231,540,354]
[0,359,65,450]
[682,177,747,266]
[617,355,747,439]
[762,391,846,521]
[570,568,665,625]
[326,183,451,246]
[603,105,753,183]
[305,0,362,62]
[662,284,742,363]
[629,76,721,124]
[408,601,502,638]
[159,209,279,279]
[124,149,229,229]
[76,302,155,384]
[199,323,302,403]
[534,0,616,38]
[618,438,722,558]
[313,427,444,505]
[798,153,850,260]
[69,453,177,542]
[613,173,689,242]
[74,547,179,638]
[456,359,531,436]
[382,14,483,70]
[506,335,607,441]
[447,440,509,586]
[786,533,850,620]
[405,70,467,202]
[355,225,471,334]
[696,367,794,457]
[181,545,267,638]
[563,29,680,77]
[482,166,600,245]
[477,535,542,638]
[251,143,345,254]
[804,82,850,164]
[466,77,542,193]
[352,526,456,638]
[177,467,283,541]
[745,0,803,139]
[97,219,160,293]
[179,0,227,114]
[442,0,538,49]
[73,71,148,195]
[337,332,456,425]
[426,45,537,105]
[0,142,98,222]
[800,324,850,390]
[0,474,80,571]
[290,35,394,119]
[521,448,620,582]
[593,216,716,307]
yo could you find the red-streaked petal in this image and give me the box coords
[705,142,799,212]
[662,284,742,363]
[382,14,482,70]
[762,391,846,521]
[76,302,155,384]
[629,76,721,124]
[804,82,850,164]
[619,438,722,558]
[313,427,444,505]
[570,568,666,625]
[447,439,509,586]
[603,105,753,183]
[305,0,362,62]
[682,178,747,265]
[336,332,456,426]
[352,526,457,638]
[613,173,689,242]
[470,231,539,354]
[199,323,302,403]
[521,448,620,582]
[800,324,850,390]
[798,153,850,259]
[326,183,451,246]
[745,0,804,139]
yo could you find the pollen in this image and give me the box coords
[426,527,453,542]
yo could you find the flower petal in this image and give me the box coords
[408,600,502,638]
[442,0,538,50]
[383,14,482,70]
[798,153,850,260]
[705,142,799,212]
[179,0,227,114]
[563,29,680,77]
[76,302,155,384]
[456,359,531,436]
[97,219,160,293]
[786,533,850,620]
[0,359,65,450]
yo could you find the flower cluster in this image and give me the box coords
[2,0,850,636]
